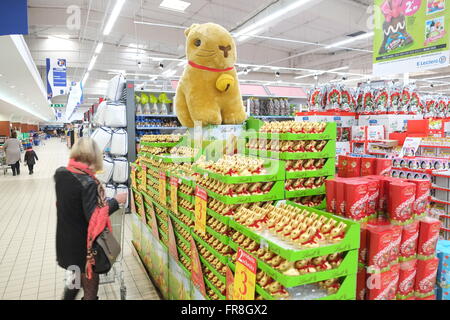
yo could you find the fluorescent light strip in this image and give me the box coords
[103,0,126,35]
[325,32,374,49]
[95,42,103,54]
[82,72,90,86]
[421,75,450,81]
[160,0,191,12]
[87,55,98,71]
[234,0,315,40]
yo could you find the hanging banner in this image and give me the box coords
[66,82,83,122]
[140,166,147,192]
[170,177,179,214]
[0,0,28,36]
[159,172,167,205]
[373,0,449,76]
[233,248,257,300]
[167,218,179,261]
[147,201,159,240]
[194,186,207,235]
[46,58,67,99]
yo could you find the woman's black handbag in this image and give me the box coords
[91,227,121,274]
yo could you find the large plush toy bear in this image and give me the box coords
[175,23,247,128]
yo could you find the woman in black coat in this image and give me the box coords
[54,137,127,300]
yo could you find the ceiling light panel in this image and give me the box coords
[103,0,126,35]
[160,0,191,12]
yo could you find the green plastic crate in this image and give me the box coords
[318,273,356,300]
[202,180,284,205]
[199,256,226,284]
[207,208,231,225]
[192,157,285,184]
[140,152,195,164]
[228,203,360,261]
[204,277,226,300]
[285,158,336,179]
[169,211,192,234]
[191,232,230,265]
[178,206,194,221]
[245,119,337,141]
[247,140,336,160]
[177,246,191,262]
[174,230,191,249]
[284,184,330,199]
[140,141,179,147]
[168,172,196,188]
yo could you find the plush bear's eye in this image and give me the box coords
[194,39,201,47]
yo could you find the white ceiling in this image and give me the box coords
[16,0,450,113]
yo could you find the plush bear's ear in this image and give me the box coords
[185,23,199,37]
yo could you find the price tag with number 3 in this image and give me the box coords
[233,248,256,300]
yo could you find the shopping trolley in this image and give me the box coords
[99,206,127,300]
[0,148,9,175]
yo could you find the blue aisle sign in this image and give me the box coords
[46,58,68,99]
[0,0,28,36]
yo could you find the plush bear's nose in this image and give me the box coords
[219,45,231,58]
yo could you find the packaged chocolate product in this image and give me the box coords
[356,266,367,300]
[436,240,450,289]
[366,263,399,300]
[409,180,431,217]
[389,226,403,265]
[375,158,392,176]
[417,217,441,259]
[359,225,368,265]
[367,222,393,273]
[388,182,416,224]
[400,221,419,260]
[392,158,401,168]
[363,179,380,217]
[361,158,376,176]
[346,156,361,178]
[338,155,348,178]
[336,180,346,216]
[397,259,417,299]
[415,258,439,297]
[325,179,336,213]
[345,180,369,220]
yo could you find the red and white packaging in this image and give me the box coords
[363,178,380,216]
[346,156,362,178]
[356,267,367,301]
[361,158,377,176]
[388,182,416,224]
[375,158,392,176]
[389,225,403,264]
[415,258,439,296]
[409,180,431,216]
[338,155,348,178]
[400,221,419,259]
[325,179,336,213]
[367,222,393,272]
[359,225,368,265]
[336,180,346,216]
[417,217,441,257]
[397,259,417,298]
[366,263,399,300]
[344,180,369,220]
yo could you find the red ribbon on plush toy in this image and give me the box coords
[381,0,404,22]
[189,61,235,73]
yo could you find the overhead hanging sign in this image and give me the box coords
[0,0,28,36]
[373,0,449,76]
[66,81,83,122]
[46,58,68,99]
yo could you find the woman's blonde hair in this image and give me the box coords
[70,137,103,172]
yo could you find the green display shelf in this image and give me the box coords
[207,208,231,225]
[191,232,230,265]
[204,277,226,300]
[199,256,226,284]
[246,140,336,160]
[285,158,336,179]
[140,141,179,147]
[284,184,330,199]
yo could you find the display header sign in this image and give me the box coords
[373,0,449,76]
[46,58,68,99]
[0,0,28,36]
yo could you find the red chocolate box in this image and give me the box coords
[366,263,399,300]
[375,158,392,176]
[397,259,417,299]
[409,180,431,217]
[367,222,393,272]
[336,180,347,216]
[361,158,377,176]
[389,225,403,264]
[415,258,439,297]
[388,182,416,224]
[346,156,362,178]
[356,266,367,301]
[400,221,419,260]
[338,155,348,178]
[417,217,441,258]
[362,178,380,216]
[359,225,368,265]
[345,180,369,221]
[325,179,336,214]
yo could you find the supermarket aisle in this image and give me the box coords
[0,138,160,300]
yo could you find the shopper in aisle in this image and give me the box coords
[3,131,22,176]
[24,146,39,175]
[54,137,128,300]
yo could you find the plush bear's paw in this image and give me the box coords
[222,110,247,125]
[192,112,222,127]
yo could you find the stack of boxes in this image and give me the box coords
[326,173,441,300]
[436,240,450,300]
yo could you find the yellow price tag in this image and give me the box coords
[159,171,167,206]
[141,166,147,191]
[194,186,207,235]
[233,248,256,300]
[170,177,178,214]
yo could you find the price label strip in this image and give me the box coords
[190,238,206,297]
[141,165,147,191]
[147,201,159,240]
[233,248,257,300]
[226,266,235,300]
[159,171,167,206]
[194,186,207,235]
[170,177,179,214]
[167,217,178,261]
[131,167,137,190]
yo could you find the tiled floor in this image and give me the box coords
[0,138,160,300]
